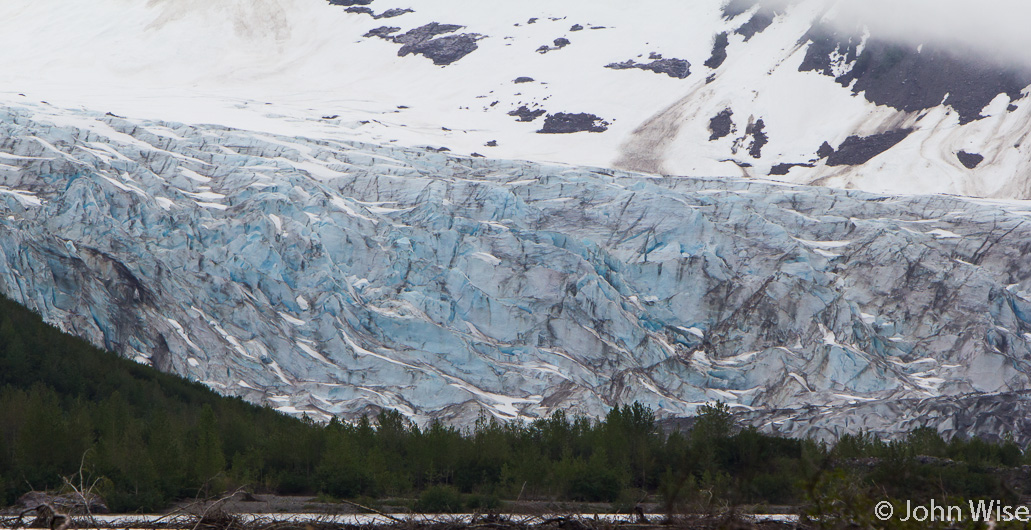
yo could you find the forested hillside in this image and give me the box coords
[0,295,1027,514]
[0,294,325,510]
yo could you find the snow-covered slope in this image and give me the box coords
[3,102,1031,441]
[2,0,1030,198]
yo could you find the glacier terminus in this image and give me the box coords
[2,103,1031,442]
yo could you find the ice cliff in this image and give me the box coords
[3,103,1031,441]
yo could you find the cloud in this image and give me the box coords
[780,0,1031,70]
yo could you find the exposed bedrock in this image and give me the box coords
[800,22,1031,125]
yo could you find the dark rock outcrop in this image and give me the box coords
[508,106,546,122]
[817,141,834,159]
[708,109,734,141]
[736,8,777,41]
[537,38,571,54]
[363,26,399,38]
[393,22,462,43]
[399,34,480,65]
[769,162,814,176]
[800,22,1031,125]
[745,119,767,159]
[606,58,691,79]
[825,129,914,166]
[349,7,413,19]
[374,8,413,19]
[704,32,730,69]
[957,151,985,169]
[372,23,483,66]
[537,113,609,133]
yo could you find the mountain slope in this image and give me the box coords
[3,102,1031,441]
[0,292,322,510]
[2,0,1030,197]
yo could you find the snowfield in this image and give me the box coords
[3,0,1030,197]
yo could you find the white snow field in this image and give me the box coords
[3,0,1030,197]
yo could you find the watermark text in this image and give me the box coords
[875,500,1031,523]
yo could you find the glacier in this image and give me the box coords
[3,102,1031,441]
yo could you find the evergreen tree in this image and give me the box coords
[192,404,226,494]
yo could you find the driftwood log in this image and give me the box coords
[10,492,107,516]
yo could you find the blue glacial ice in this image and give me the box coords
[2,104,1031,441]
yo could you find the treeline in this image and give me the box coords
[0,293,1027,513]
[0,295,321,511]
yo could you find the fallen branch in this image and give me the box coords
[336,500,405,524]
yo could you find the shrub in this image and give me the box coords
[465,492,501,512]
[415,485,463,513]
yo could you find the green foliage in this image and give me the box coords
[0,294,320,511]
[657,466,696,516]
[800,468,879,530]
[0,294,1028,514]
[464,492,501,512]
[316,440,363,497]
[192,404,227,495]
[693,401,734,441]
[565,449,623,502]
[415,485,462,513]
[611,488,645,514]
